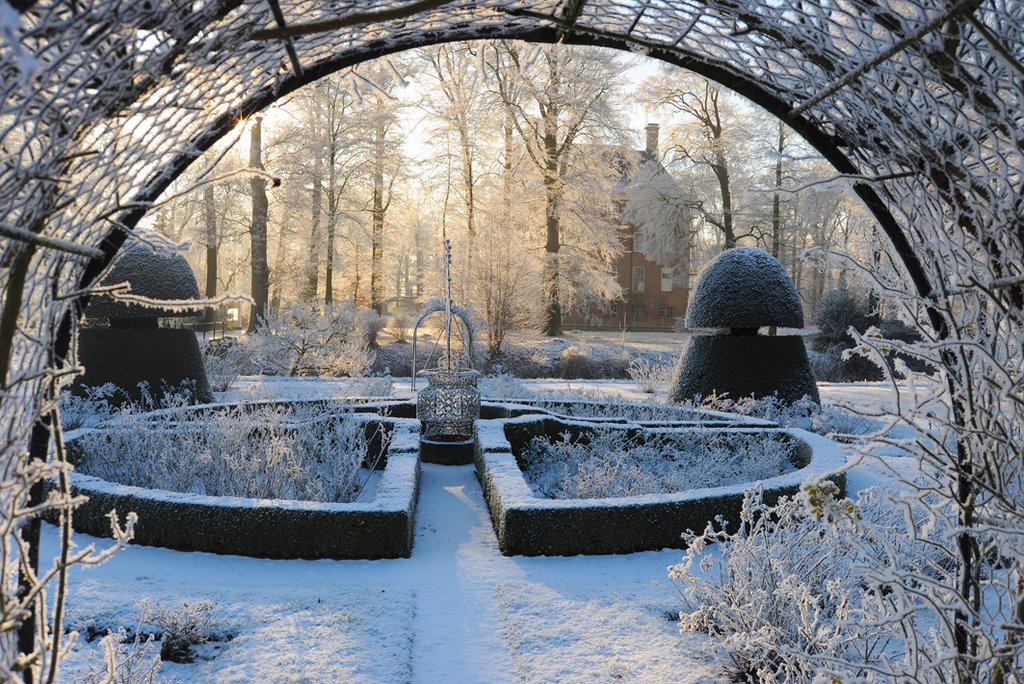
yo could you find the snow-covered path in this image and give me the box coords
[408,465,518,683]
[51,463,720,683]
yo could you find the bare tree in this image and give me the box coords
[202,183,219,321]
[490,42,628,336]
[639,71,756,250]
[420,43,489,240]
[247,115,270,331]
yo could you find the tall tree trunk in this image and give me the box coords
[542,115,563,337]
[306,147,322,301]
[771,121,785,259]
[502,110,514,218]
[459,129,475,239]
[204,183,218,320]
[768,122,785,335]
[459,129,476,306]
[247,116,270,332]
[325,138,337,306]
[713,152,736,249]
[487,107,517,353]
[371,121,386,315]
[414,223,424,297]
[352,245,361,305]
[679,206,692,315]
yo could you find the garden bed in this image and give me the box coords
[61,401,420,559]
[475,414,848,556]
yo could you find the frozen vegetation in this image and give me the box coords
[76,403,386,503]
[520,429,797,499]
[41,373,1015,683]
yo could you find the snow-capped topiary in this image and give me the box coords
[85,243,203,321]
[75,243,214,404]
[672,247,817,404]
[685,247,803,330]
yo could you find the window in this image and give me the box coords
[632,266,646,293]
[631,304,646,321]
[659,306,675,320]
[661,267,674,292]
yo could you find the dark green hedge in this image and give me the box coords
[476,417,847,557]
[73,328,214,405]
[59,413,420,559]
[671,334,820,405]
[62,470,417,560]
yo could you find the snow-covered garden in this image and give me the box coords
[3,2,1023,683]
[45,372,905,683]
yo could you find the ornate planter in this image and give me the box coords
[416,369,481,443]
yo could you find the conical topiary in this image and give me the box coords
[75,243,213,405]
[672,247,818,404]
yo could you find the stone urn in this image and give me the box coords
[74,243,214,405]
[670,247,819,405]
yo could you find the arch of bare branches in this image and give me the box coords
[1,1,1022,680]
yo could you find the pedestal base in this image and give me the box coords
[419,436,475,466]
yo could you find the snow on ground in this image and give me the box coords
[50,461,722,683]
[52,375,912,683]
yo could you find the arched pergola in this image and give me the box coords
[1,1,1022,680]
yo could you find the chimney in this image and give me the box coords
[644,123,659,158]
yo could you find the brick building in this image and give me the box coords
[564,124,693,332]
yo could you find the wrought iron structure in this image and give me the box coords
[2,2,1023,680]
[413,240,480,442]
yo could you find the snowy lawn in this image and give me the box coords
[49,462,722,683]
[51,376,909,683]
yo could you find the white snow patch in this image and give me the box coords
[497,581,724,683]
[60,585,415,684]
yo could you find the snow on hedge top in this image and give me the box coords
[685,247,803,329]
[86,244,202,319]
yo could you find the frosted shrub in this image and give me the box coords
[558,345,601,379]
[536,397,690,422]
[521,429,796,499]
[136,599,222,663]
[201,338,249,392]
[479,372,535,401]
[248,301,374,377]
[84,629,161,684]
[132,381,199,412]
[670,483,953,682]
[344,373,395,398]
[627,358,673,393]
[671,486,863,682]
[77,404,387,503]
[385,313,412,343]
[812,288,881,382]
[59,383,124,430]
[81,599,223,682]
[685,393,882,438]
[359,309,386,348]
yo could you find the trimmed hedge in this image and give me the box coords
[60,409,420,559]
[475,415,848,556]
[671,334,820,405]
[74,328,215,405]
